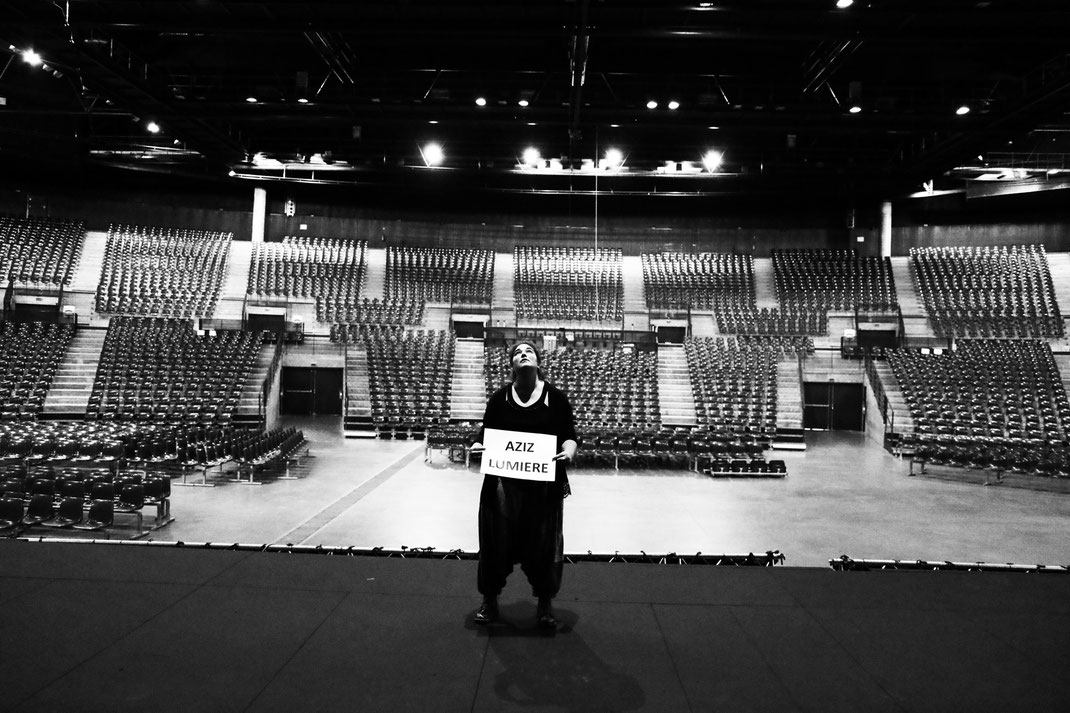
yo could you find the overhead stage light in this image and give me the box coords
[421,142,444,167]
[522,147,541,167]
[849,105,862,114]
[246,96,258,103]
[836,0,854,8]
[646,100,658,110]
[667,100,680,110]
[518,99,529,107]
[21,49,42,66]
[956,105,971,115]
[603,148,624,169]
[703,150,723,172]
[475,97,487,107]
[145,121,161,134]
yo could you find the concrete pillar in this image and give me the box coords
[880,200,892,257]
[251,187,267,243]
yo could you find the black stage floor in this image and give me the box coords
[2,540,1069,713]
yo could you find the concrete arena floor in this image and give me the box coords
[141,416,1070,568]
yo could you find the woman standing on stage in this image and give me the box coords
[469,341,578,629]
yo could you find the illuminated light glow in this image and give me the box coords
[522,147,541,167]
[956,105,971,115]
[518,99,529,107]
[475,97,487,107]
[604,148,624,169]
[246,96,258,103]
[646,100,658,110]
[145,121,161,134]
[667,100,680,110]
[21,49,42,66]
[527,122,537,126]
[610,124,620,128]
[849,105,862,114]
[703,150,724,172]
[836,0,854,7]
[422,142,444,166]
[428,120,439,124]
[297,97,309,104]
[708,125,720,130]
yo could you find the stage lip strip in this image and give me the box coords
[13,538,787,565]
[831,555,1070,573]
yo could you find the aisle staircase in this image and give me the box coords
[40,328,107,419]
[657,345,697,427]
[234,342,275,426]
[451,339,486,421]
[772,359,806,450]
[343,346,375,437]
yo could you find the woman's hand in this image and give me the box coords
[552,439,578,462]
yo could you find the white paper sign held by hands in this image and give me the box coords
[480,428,557,482]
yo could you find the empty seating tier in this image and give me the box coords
[773,249,897,312]
[0,322,75,420]
[88,317,261,424]
[684,337,779,436]
[323,298,424,327]
[514,246,624,322]
[911,244,1063,339]
[716,306,828,336]
[385,246,494,303]
[95,224,231,318]
[642,252,754,310]
[248,237,366,302]
[356,327,455,437]
[0,216,84,286]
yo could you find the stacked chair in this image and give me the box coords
[95,224,231,317]
[911,244,1063,338]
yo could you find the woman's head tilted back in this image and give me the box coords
[509,340,542,379]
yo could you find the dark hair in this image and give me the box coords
[508,341,546,380]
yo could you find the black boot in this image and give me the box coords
[474,597,498,625]
[536,597,557,629]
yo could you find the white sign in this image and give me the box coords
[480,428,557,482]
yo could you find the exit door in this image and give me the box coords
[281,367,343,415]
[803,381,865,431]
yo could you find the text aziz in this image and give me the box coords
[505,441,535,452]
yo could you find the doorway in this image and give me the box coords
[281,367,343,415]
[803,381,865,431]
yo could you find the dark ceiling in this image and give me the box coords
[2,0,1070,201]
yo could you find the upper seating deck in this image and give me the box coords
[514,246,623,322]
[385,245,493,303]
[773,249,897,312]
[0,216,84,287]
[642,251,754,310]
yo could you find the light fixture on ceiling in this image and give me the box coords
[246,96,258,103]
[849,105,862,114]
[21,49,42,66]
[602,148,624,170]
[667,100,680,110]
[297,97,309,104]
[956,105,971,115]
[145,121,161,134]
[518,99,529,107]
[475,97,487,107]
[646,100,658,110]
[836,0,854,8]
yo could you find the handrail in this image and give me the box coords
[258,333,285,428]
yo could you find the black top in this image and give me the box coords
[478,380,579,493]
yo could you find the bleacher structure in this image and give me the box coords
[10,221,1070,540]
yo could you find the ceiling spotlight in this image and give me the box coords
[421,142,444,167]
[518,99,529,107]
[297,97,309,104]
[145,121,161,134]
[522,147,541,167]
[956,105,971,115]
[667,100,680,110]
[604,148,624,169]
[848,105,862,114]
[836,0,854,7]
[21,49,42,66]
[246,96,258,103]
[703,150,724,172]
[646,100,658,110]
[475,97,487,107]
